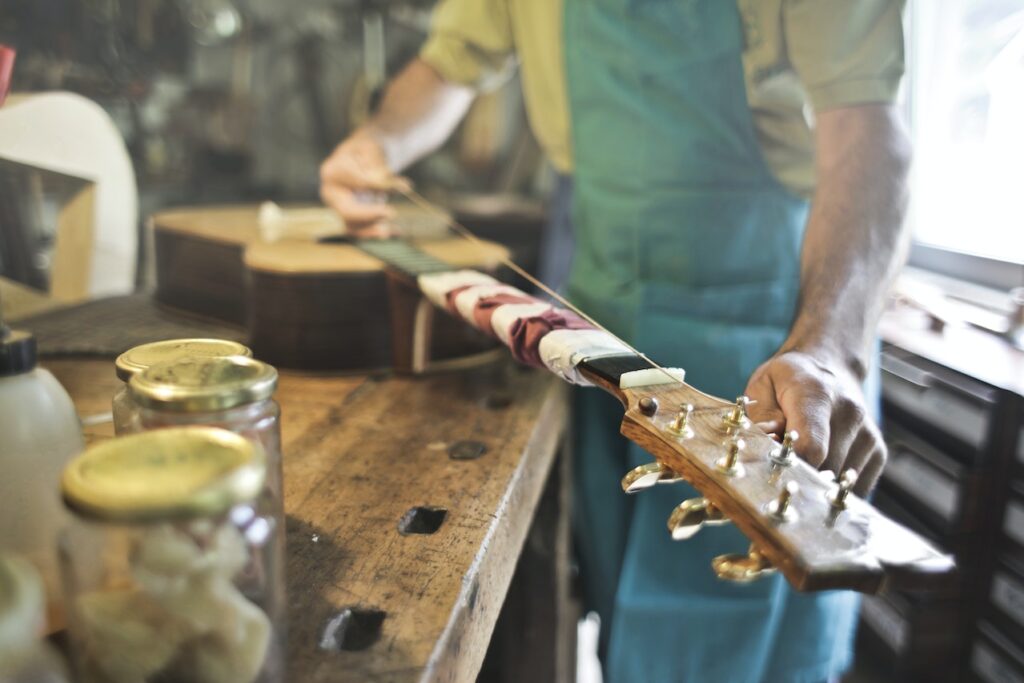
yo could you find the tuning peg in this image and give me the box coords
[638,396,659,417]
[769,430,799,468]
[666,403,694,438]
[721,396,751,431]
[828,468,858,511]
[766,481,799,523]
[712,545,776,583]
[715,435,745,477]
[667,497,728,540]
[621,462,684,494]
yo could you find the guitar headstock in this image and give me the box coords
[580,357,956,594]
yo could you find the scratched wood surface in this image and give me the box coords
[45,357,568,683]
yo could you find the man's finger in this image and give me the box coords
[783,398,831,467]
[835,427,875,477]
[321,185,395,224]
[346,220,395,239]
[321,155,399,193]
[755,420,783,438]
[855,444,887,495]
[822,399,866,473]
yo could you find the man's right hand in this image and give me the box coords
[319,131,404,238]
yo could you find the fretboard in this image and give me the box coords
[577,353,656,386]
[357,239,453,278]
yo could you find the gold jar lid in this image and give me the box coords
[115,338,252,382]
[61,427,266,522]
[128,356,278,412]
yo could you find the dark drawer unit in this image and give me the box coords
[970,622,1024,683]
[881,349,998,464]
[1000,490,1024,571]
[1014,426,1024,483]
[881,419,983,539]
[859,340,1023,682]
[858,590,966,682]
[985,561,1024,643]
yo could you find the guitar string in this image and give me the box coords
[395,184,688,389]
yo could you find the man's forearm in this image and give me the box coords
[782,104,912,378]
[360,58,475,172]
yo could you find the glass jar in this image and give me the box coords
[125,356,282,511]
[0,555,70,683]
[112,339,252,435]
[59,428,283,683]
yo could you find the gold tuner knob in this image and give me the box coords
[715,435,746,477]
[766,481,799,523]
[667,497,728,540]
[638,396,659,417]
[828,468,858,511]
[722,396,751,431]
[712,546,776,584]
[621,462,684,494]
[667,403,694,438]
[770,430,799,468]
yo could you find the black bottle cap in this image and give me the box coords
[0,325,37,376]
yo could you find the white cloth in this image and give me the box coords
[417,270,499,310]
[489,302,554,345]
[538,328,633,385]
[451,284,524,328]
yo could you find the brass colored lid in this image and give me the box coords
[128,355,278,412]
[115,338,252,382]
[61,427,266,522]
[0,555,43,653]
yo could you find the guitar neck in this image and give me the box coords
[358,238,956,594]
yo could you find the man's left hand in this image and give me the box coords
[744,350,885,495]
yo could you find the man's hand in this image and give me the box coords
[745,104,910,496]
[319,132,402,238]
[319,59,475,237]
[745,350,885,495]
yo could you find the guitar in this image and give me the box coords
[353,211,956,594]
[150,203,510,373]
[155,201,955,591]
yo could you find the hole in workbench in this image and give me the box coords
[398,506,448,535]
[448,440,488,461]
[319,607,386,651]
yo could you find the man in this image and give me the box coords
[320,1,910,680]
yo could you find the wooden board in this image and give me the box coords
[46,358,568,683]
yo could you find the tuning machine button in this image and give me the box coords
[715,435,745,477]
[766,481,799,523]
[712,545,776,583]
[828,468,858,511]
[769,430,799,468]
[667,497,729,540]
[721,396,751,432]
[621,462,684,494]
[666,403,694,438]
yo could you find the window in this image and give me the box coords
[905,0,1024,277]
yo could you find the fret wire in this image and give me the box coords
[394,184,685,388]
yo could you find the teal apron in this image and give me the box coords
[564,1,860,681]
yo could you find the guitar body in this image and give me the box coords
[151,205,509,372]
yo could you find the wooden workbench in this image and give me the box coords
[46,357,572,683]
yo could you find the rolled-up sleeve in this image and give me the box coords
[784,0,906,111]
[420,0,516,92]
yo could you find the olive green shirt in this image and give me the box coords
[420,0,905,196]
